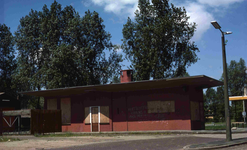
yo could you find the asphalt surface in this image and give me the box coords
[48,136,222,150]
[221,143,247,150]
[4,129,247,150]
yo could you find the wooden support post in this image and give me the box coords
[0,109,2,136]
[244,87,247,124]
[18,115,20,134]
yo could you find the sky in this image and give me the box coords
[0,0,247,81]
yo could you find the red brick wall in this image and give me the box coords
[112,88,192,131]
[45,86,204,132]
[59,92,113,132]
[112,92,128,131]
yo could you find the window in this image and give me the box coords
[85,107,90,124]
[190,101,200,121]
[100,106,109,123]
[84,106,110,124]
[47,99,57,110]
[61,98,71,124]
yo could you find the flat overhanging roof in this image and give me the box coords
[20,75,223,97]
[229,96,247,101]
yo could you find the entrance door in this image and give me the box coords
[91,107,99,132]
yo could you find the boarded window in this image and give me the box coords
[91,107,99,123]
[190,101,200,121]
[47,99,57,110]
[61,98,71,124]
[85,107,90,124]
[100,106,109,123]
[147,101,175,113]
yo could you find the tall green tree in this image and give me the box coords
[14,9,43,108]
[204,87,225,122]
[0,24,16,95]
[222,58,247,121]
[122,0,199,81]
[205,88,217,121]
[227,58,247,96]
[14,1,122,109]
[215,86,225,121]
[204,58,247,122]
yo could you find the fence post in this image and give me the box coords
[0,109,2,136]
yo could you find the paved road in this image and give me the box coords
[220,143,247,150]
[49,136,222,150]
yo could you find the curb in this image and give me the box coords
[3,129,247,135]
[183,138,247,150]
[52,130,247,135]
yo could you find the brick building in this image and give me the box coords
[21,70,222,132]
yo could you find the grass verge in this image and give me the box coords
[0,137,21,142]
[34,132,172,137]
[205,125,226,130]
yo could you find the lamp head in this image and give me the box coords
[224,31,232,35]
[211,21,221,29]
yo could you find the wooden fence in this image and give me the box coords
[31,109,61,134]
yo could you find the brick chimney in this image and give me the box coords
[120,70,133,83]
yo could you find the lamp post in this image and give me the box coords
[211,21,232,142]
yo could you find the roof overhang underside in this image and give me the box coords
[20,75,223,97]
[229,96,247,101]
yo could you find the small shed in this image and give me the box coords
[21,71,223,132]
[0,92,20,111]
[0,92,20,132]
[0,109,61,135]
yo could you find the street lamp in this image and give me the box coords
[211,21,232,142]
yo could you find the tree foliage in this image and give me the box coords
[224,58,247,121]
[226,58,247,96]
[204,88,217,120]
[0,24,16,95]
[13,1,122,108]
[204,58,247,122]
[122,0,199,80]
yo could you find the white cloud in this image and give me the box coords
[184,2,214,41]
[198,0,244,7]
[82,0,92,7]
[89,0,243,41]
[90,0,213,41]
[91,0,138,18]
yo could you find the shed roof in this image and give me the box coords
[20,75,223,97]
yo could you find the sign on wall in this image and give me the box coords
[147,101,175,113]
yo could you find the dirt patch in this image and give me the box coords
[4,133,246,150]
[0,135,180,150]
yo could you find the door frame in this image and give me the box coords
[90,106,100,132]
